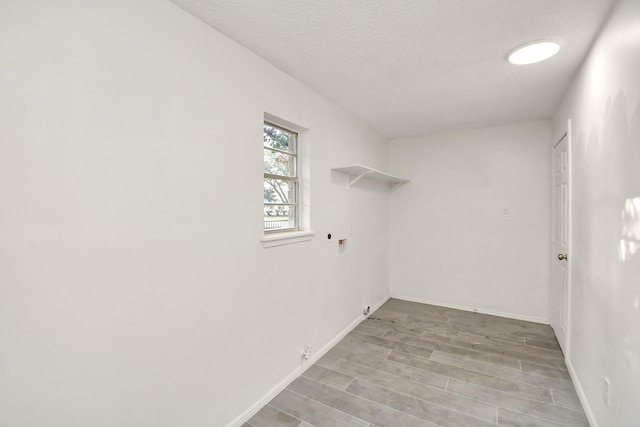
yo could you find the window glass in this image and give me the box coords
[264,122,298,233]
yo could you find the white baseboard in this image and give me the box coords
[226,294,391,427]
[390,294,549,325]
[566,357,597,427]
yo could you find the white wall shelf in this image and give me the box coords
[332,164,409,191]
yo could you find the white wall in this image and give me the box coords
[389,121,551,322]
[552,0,640,425]
[0,1,391,426]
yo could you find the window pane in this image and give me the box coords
[264,205,296,231]
[264,149,296,176]
[264,123,296,154]
[264,179,296,204]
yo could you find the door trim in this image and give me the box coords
[552,119,572,358]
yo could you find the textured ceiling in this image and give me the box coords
[169,0,616,138]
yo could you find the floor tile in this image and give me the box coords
[447,378,588,426]
[327,338,391,361]
[302,364,354,390]
[383,331,524,370]
[525,337,562,351]
[498,407,568,427]
[456,331,526,346]
[347,330,435,359]
[315,354,340,369]
[270,388,368,427]
[552,390,584,412]
[363,318,430,338]
[353,323,389,338]
[387,350,554,403]
[245,404,301,427]
[509,330,559,342]
[520,360,573,383]
[288,376,437,427]
[332,358,496,421]
[329,342,448,389]
[430,350,577,394]
[346,378,498,427]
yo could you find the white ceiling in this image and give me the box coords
[169,0,616,138]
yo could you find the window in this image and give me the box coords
[264,121,298,233]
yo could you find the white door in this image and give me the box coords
[551,134,570,354]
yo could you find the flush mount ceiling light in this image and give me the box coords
[508,41,560,65]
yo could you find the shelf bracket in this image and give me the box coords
[348,170,374,187]
[389,182,404,192]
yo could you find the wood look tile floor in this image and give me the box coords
[243,299,587,427]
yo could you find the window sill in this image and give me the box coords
[261,230,315,248]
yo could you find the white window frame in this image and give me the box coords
[261,113,313,248]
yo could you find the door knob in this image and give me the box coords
[557,253,568,261]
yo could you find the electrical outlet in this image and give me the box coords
[604,377,611,407]
[301,345,311,360]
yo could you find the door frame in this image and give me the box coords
[551,119,573,358]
